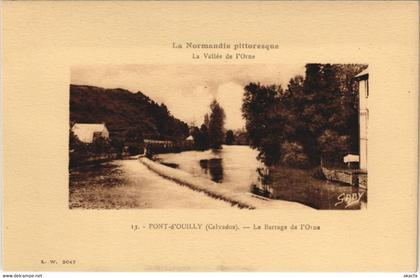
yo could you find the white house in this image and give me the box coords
[355,68,369,172]
[71,123,109,143]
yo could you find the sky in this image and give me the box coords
[71,64,305,130]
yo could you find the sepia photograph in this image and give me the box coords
[69,64,368,210]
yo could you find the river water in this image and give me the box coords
[156,145,263,193]
[156,145,366,209]
[68,145,366,209]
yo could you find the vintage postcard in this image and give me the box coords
[2,1,418,272]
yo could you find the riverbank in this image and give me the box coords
[254,166,366,209]
[139,157,312,209]
[154,145,366,210]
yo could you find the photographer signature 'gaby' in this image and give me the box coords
[335,192,364,208]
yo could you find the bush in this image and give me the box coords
[69,129,89,167]
[88,137,111,155]
[312,166,326,180]
[280,141,310,168]
[127,145,143,156]
[318,129,350,166]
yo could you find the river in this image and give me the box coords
[155,145,263,193]
[69,145,365,209]
[156,145,366,209]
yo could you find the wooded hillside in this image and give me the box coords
[70,84,189,141]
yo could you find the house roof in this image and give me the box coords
[354,68,369,81]
[72,123,108,143]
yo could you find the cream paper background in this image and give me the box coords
[2,1,418,272]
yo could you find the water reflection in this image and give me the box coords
[251,166,366,210]
[156,146,261,193]
[155,146,366,210]
[210,148,222,155]
[199,158,224,183]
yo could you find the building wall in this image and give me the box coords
[359,78,368,171]
[102,128,110,140]
[72,124,109,143]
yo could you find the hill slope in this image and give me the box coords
[70,84,189,141]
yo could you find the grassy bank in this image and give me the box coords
[258,166,366,209]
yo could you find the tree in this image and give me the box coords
[190,126,201,149]
[124,126,144,155]
[280,141,310,168]
[69,129,85,151]
[241,63,366,167]
[317,130,349,165]
[69,128,89,167]
[191,124,209,151]
[225,130,235,145]
[208,100,226,149]
[280,64,366,165]
[204,113,210,128]
[333,64,367,153]
[241,83,285,166]
[199,124,210,150]
[109,135,124,155]
[233,128,249,145]
[89,136,111,155]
